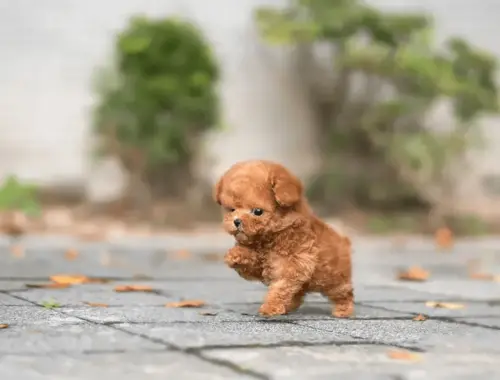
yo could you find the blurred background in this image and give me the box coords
[1,0,500,240]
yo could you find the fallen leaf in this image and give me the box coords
[469,272,495,281]
[202,253,223,262]
[50,274,90,285]
[199,311,218,316]
[0,324,8,329]
[49,274,110,285]
[41,299,61,309]
[435,227,453,250]
[10,245,25,258]
[84,302,109,308]
[425,301,464,310]
[25,283,70,289]
[172,249,191,260]
[64,248,79,261]
[166,300,206,308]
[397,266,429,282]
[114,285,154,293]
[387,350,422,362]
[413,314,427,321]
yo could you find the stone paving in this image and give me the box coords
[1,233,500,379]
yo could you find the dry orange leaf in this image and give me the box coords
[387,350,422,362]
[413,314,427,321]
[435,227,453,250]
[114,285,154,293]
[425,301,464,310]
[166,300,206,308]
[50,274,90,285]
[64,249,79,261]
[397,266,429,282]
[49,274,110,285]
[25,283,70,289]
[0,324,8,329]
[10,245,25,258]
[84,302,108,308]
[469,272,495,281]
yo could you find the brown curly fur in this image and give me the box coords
[213,159,354,317]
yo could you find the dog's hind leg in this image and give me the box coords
[286,288,306,313]
[323,283,354,318]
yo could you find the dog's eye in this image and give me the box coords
[225,207,235,213]
[251,208,264,216]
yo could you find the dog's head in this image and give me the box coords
[213,160,305,244]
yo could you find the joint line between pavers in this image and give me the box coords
[196,340,425,353]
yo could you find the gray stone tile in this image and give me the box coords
[0,281,34,292]
[0,247,136,278]
[0,293,31,305]
[0,306,81,325]
[0,352,252,380]
[205,346,500,380]
[0,352,250,380]
[60,306,256,323]
[387,280,500,301]
[352,285,454,302]
[9,285,174,306]
[454,317,500,328]
[118,320,357,349]
[224,302,412,320]
[145,280,267,304]
[0,324,163,354]
[298,319,500,353]
[362,300,500,318]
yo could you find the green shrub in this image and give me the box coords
[0,175,40,216]
[255,0,499,222]
[93,16,220,202]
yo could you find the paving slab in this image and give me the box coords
[0,352,252,380]
[361,300,500,318]
[8,284,175,307]
[205,346,500,380]
[117,320,362,349]
[0,323,164,355]
[0,305,81,325]
[1,234,500,379]
[297,319,500,353]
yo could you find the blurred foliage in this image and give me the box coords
[92,16,220,203]
[0,175,40,216]
[255,0,499,222]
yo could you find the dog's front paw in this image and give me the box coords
[258,302,287,317]
[224,252,242,268]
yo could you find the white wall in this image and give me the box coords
[1,0,500,216]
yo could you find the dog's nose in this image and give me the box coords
[233,218,242,228]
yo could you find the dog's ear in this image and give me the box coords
[213,177,223,205]
[270,164,302,207]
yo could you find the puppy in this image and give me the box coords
[214,159,354,317]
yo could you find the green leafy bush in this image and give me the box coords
[255,0,499,222]
[0,175,40,216]
[93,16,220,202]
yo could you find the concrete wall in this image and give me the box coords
[1,0,500,216]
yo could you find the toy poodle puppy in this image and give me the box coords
[213,159,354,318]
